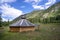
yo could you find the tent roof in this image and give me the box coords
[10,19,36,27]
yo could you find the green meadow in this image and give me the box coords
[0,23,60,40]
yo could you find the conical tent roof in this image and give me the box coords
[10,15,36,27]
[10,19,35,27]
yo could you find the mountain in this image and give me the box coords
[11,2,60,24]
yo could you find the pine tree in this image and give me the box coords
[0,13,2,27]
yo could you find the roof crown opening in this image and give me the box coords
[21,15,26,19]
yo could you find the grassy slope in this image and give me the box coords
[0,23,60,40]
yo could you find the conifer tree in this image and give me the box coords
[0,13,2,27]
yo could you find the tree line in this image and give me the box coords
[28,15,60,24]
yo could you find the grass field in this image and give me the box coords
[0,23,60,40]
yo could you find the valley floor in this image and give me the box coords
[0,23,60,40]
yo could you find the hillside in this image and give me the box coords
[11,2,60,24]
[26,2,60,18]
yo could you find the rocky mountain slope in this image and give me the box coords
[11,2,60,23]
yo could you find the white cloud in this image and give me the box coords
[24,0,41,3]
[33,5,45,10]
[45,5,50,9]
[44,0,56,9]
[24,0,44,9]
[45,0,56,5]
[32,0,56,9]
[24,0,42,5]
[24,0,56,9]
[0,0,16,3]
[0,4,23,21]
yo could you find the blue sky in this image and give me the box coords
[0,0,60,21]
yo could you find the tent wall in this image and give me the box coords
[10,26,35,32]
[20,27,35,32]
[10,27,20,32]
